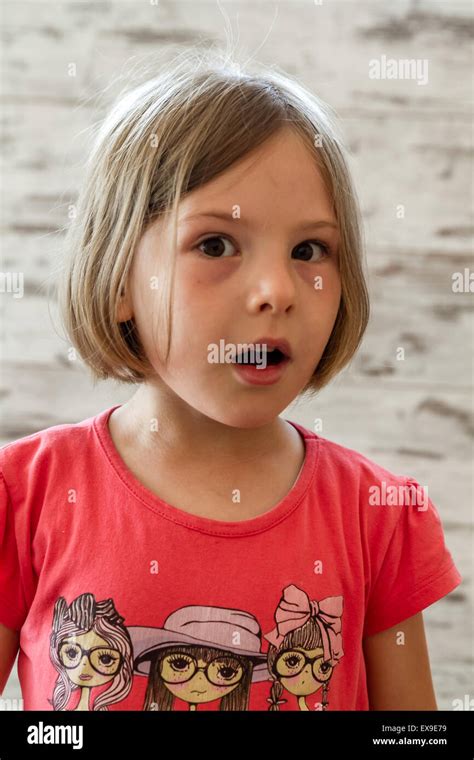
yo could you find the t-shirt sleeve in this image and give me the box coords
[0,471,29,631]
[363,477,462,637]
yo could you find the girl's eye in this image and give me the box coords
[196,235,236,258]
[292,240,330,262]
[168,655,192,672]
[217,665,238,680]
[195,236,331,261]
[314,659,333,682]
[283,654,303,669]
[98,652,117,665]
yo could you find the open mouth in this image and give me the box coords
[234,347,288,366]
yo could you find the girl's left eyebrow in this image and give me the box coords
[180,210,338,231]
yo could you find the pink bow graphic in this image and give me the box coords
[264,584,344,666]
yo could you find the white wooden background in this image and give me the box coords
[0,0,472,709]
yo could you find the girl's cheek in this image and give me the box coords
[170,681,191,693]
[178,257,239,290]
[174,258,341,308]
[306,263,340,291]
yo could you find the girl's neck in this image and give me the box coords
[114,384,300,469]
[107,385,306,521]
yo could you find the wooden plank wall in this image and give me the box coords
[1,0,472,708]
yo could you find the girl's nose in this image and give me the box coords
[245,262,296,314]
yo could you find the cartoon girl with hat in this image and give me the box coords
[48,592,134,711]
[129,605,270,710]
[264,584,344,711]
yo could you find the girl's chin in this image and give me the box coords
[205,408,286,429]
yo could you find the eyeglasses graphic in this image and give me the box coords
[58,642,123,676]
[159,653,244,686]
[273,649,333,681]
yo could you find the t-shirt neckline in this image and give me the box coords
[93,404,319,537]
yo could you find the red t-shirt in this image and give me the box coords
[0,404,462,711]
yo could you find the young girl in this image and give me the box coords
[0,48,462,711]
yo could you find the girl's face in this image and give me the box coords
[124,127,341,427]
[159,651,244,705]
[274,646,333,697]
[58,630,122,688]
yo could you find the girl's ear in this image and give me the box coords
[116,287,133,323]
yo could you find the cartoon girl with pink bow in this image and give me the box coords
[264,584,344,711]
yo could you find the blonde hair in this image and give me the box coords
[58,46,369,395]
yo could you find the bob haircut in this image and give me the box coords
[58,46,369,396]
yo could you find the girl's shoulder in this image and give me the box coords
[0,408,103,482]
[296,422,413,491]
[297,424,436,536]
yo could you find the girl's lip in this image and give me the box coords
[232,356,291,386]
[79,674,93,681]
[252,337,292,359]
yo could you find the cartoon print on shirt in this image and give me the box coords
[128,606,270,711]
[48,593,134,711]
[264,584,344,711]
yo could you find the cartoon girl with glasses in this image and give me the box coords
[48,593,134,711]
[264,584,344,711]
[129,605,270,710]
